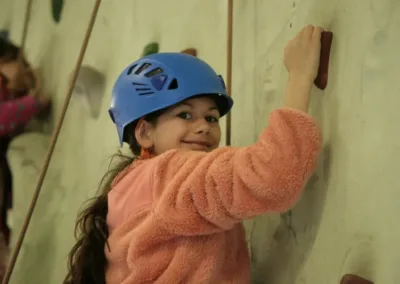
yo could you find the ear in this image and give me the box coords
[134,120,154,149]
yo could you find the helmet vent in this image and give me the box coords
[168,79,178,90]
[132,82,146,86]
[138,92,154,96]
[131,82,155,95]
[145,68,163,78]
[135,63,152,75]
[127,64,137,75]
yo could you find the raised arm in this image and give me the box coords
[0,94,41,136]
[151,107,321,235]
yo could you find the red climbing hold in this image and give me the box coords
[314,31,333,90]
[180,48,197,57]
[340,274,374,284]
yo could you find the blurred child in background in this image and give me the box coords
[0,37,51,277]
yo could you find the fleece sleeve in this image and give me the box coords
[149,107,322,235]
[0,95,41,136]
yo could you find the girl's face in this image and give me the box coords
[0,60,33,92]
[135,96,222,155]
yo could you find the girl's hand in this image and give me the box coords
[284,25,323,84]
[30,68,41,91]
[29,88,50,106]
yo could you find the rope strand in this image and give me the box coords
[19,0,34,59]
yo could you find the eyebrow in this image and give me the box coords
[178,102,218,111]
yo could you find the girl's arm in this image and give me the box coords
[150,106,321,235]
[0,94,41,136]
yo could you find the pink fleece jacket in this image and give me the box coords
[105,107,322,284]
[0,75,41,136]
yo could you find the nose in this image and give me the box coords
[193,118,211,134]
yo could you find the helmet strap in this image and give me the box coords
[139,148,152,159]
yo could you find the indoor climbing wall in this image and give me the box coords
[0,0,399,283]
[0,0,229,283]
[232,0,400,283]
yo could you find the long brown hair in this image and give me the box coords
[63,110,162,284]
[0,37,29,66]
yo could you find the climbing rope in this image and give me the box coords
[1,0,102,283]
[226,0,233,146]
[19,0,34,57]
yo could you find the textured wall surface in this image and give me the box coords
[232,1,400,283]
[0,0,399,283]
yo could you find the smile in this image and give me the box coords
[182,140,212,149]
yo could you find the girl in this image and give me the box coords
[0,38,51,278]
[64,25,323,283]
[0,38,51,136]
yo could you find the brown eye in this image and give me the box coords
[206,116,219,123]
[177,112,192,120]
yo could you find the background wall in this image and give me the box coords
[0,0,399,283]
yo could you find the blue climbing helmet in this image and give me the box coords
[109,52,233,146]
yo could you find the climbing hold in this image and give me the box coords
[142,42,159,56]
[71,65,106,119]
[340,274,374,284]
[51,0,64,23]
[314,31,333,90]
[180,48,197,57]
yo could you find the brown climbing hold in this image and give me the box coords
[181,48,197,57]
[314,31,333,90]
[340,274,373,284]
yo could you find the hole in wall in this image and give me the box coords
[71,65,106,119]
[51,0,64,24]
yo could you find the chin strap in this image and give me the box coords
[139,148,152,159]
